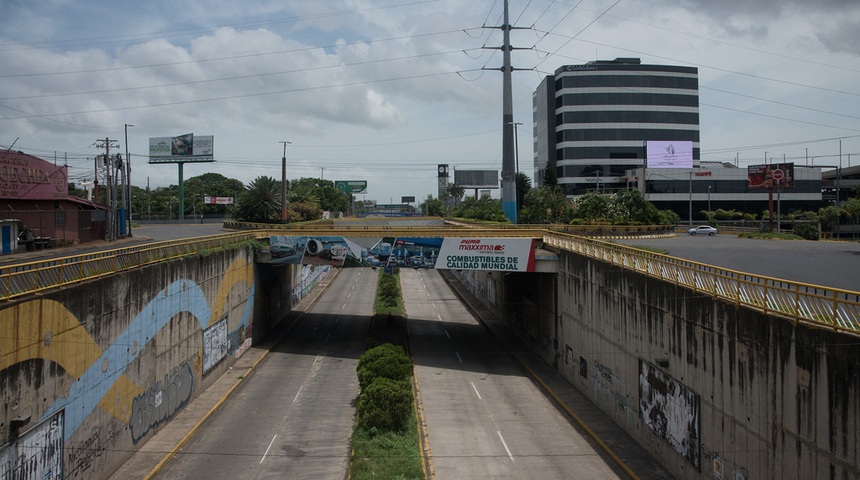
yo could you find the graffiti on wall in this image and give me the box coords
[66,420,122,476]
[203,317,229,373]
[0,410,64,480]
[639,359,701,469]
[129,359,195,443]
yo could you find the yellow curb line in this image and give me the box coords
[143,267,340,479]
[442,270,640,480]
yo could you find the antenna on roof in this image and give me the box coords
[6,137,18,151]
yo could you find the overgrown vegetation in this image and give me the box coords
[349,272,423,480]
[374,270,403,315]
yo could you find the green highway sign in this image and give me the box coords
[335,180,368,194]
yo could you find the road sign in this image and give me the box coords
[335,180,368,194]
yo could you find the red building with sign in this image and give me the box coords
[0,150,107,248]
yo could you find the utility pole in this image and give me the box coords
[279,141,290,222]
[96,138,119,240]
[483,0,530,224]
[125,124,134,236]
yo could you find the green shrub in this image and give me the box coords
[357,343,412,391]
[792,223,819,240]
[357,377,414,431]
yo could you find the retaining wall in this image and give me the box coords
[0,248,320,480]
[456,250,859,479]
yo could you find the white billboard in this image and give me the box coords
[149,134,214,163]
[435,237,535,271]
[646,141,693,169]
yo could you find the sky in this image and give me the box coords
[1,0,859,205]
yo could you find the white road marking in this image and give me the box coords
[293,386,303,403]
[261,435,277,463]
[445,330,450,339]
[456,351,463,364]
[497,431,514,462]
[470,381,482,400]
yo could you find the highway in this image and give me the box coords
[156,267,375,479]
[404,268,621,479]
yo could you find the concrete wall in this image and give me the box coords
[0,247,323,480]
[457,251,860,480]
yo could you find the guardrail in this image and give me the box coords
[1,226,858,337]
[0,232,256,301]
[543,232,860,336]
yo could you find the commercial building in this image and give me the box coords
[532,58,824,221]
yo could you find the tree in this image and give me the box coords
[446,183,465,209]
[516,172,532,213]
[520,185,569,224]
[842,198,860,239]
[543,161,558,187]
[419,195,445,216]
[571,192,611,223]
[234,176,282,222]
[452,196,507,222]
[818,206,840,233]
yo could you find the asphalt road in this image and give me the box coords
[403,268,623,479]
[155,267,375,479]
[615,234,860,292]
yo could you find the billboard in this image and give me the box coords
[454,169,499,189]
[335,180,368,194]
[747,162,795,189]
[203,196,234,205]
[149,134,214,163]
[647,141,694,169]
[0,150,68,200]
[267,236,536,272]
[437,164,449,178]
[401,196,416,203]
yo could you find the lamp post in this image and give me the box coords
[688,170,693,228]
[124,123,134,237]
[707,185,711,221]
[279,141,291,222]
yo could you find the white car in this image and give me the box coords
[688,225,718,236]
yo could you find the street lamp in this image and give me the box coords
[279,141,291,222]
[707,185,711,220]
[688,170,693,228]
[125,123,134,237]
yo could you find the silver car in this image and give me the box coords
[688,225,717,236]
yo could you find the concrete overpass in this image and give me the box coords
[1,219,858,479]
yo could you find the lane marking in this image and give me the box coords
[497,431,514,462]
[293,386,303,403]
[470,381,482,400]
[261,434,277,464]
[444,329,450,339]
[456,351,463,364]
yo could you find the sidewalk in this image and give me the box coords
[438,270,671,480]
[108,268,340,480]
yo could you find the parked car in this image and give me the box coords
[688,225,718,236]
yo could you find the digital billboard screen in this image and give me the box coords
[647,141,694,169]
[747,163,794,189]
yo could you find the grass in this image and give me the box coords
[737,232,804,240]
[348,268,424,480]
[349,419,424,480]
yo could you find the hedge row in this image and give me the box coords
[356,343,414,432]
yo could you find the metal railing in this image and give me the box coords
[543,232,860,336]
[1,226,858,337]
[0,232,256,301]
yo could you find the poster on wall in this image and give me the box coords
[203,317,229,373]
[0,410,64,479]
[639,359,701,469]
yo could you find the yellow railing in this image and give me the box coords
[2,226,858,337]
[0,232,256,301]
[542,232,860,336]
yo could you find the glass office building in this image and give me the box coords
[533,58,700,195]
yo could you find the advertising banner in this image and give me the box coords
[0,150,68,200]
[747,162,794,189]
[149,134,214,163]
[203,196,234,205]
[335,180,368,194]
[267,236,536,272]
[647,141,694,168]
[435,237,535,271]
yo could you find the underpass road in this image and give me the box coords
[155,267,375,479]
[403,269,622,480]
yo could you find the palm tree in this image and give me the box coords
[234,176,281,222]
